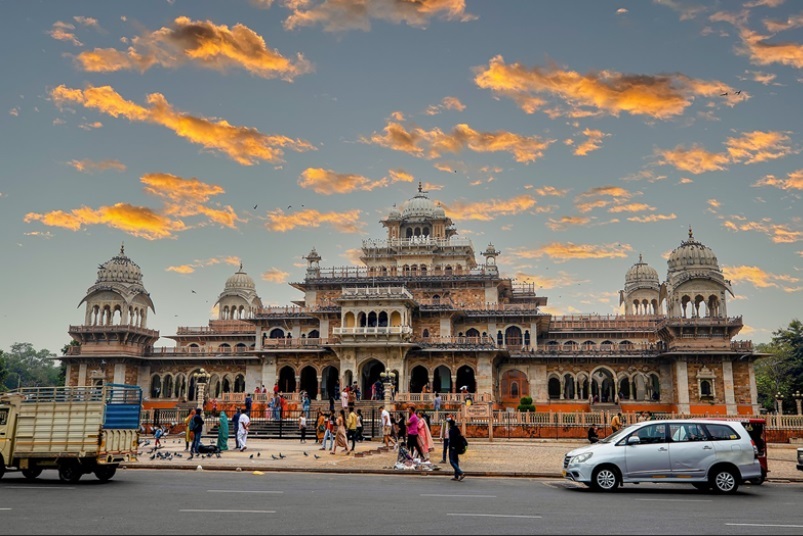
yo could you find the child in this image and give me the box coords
[154,425,165,448]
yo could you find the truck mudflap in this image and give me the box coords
[99,429,139,463]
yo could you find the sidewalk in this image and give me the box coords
[127,436,803,482]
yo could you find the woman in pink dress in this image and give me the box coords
[416,410,434,461]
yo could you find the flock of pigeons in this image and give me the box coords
[138,437,322,462]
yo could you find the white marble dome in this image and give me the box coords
[626,255,660,286]
[96,245,143,285]
[402,192,438,218]
[225,265,256,290]
[667,229,720,273]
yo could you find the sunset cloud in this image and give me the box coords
[474,55,736,120]
[738,28,803,69]
[49,21,82,47]
[753,168,803,190]
[261,267,289,283]
[363,118,555,163]
[67,158,126,173]
[608,203,655,213]
[425,96,467,115]
[282,0,476,32]
[25,172,240,239]
[574,186,637,212]
[722,217,803,243]
[298,167,388,194]
[572,128,609,156]
[443,194,536,221]
[723,265,800,292]
[657,130,795,174]
[515,270,583,289]
[534,186,570,197]
[266,208,364,233]
[626,213,677,223]
[546,216,593,231]
[166,256,241,274]
[512,242,633,262]
[387,168,415,183]
[76,17,312,80]
[51,84,315,165]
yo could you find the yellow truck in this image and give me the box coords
[0,384,141,483]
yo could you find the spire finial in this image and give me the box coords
[239,262,243,272]
[638,253,643,263]
[418,181,423,193]
[120,242,125,256]
[688,226,694,240]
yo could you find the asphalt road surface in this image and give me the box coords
[1,470,802,535]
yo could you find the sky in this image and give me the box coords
[1,0,801,355]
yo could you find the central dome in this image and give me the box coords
[96,245,143,285]
[225,264,255,290]
[667,228,720,273]
[402,192,438,218]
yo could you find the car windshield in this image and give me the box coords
[599,424,634,444]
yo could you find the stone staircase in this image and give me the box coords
[208,419,377,441]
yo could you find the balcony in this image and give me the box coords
[338,286,414,301]
[333,326,413,336]
[260,338,334,350]
[414,336,497,350]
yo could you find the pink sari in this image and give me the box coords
[417,418,435,459]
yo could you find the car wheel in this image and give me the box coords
[710,467,739,494]
[93,465,117,482]
[692,482,710,491]
[591,466,619,492]
[58,460,83,484]
[22,467,43,480]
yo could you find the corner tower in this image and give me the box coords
[620,254,661,315]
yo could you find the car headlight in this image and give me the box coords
[570,452,593,465]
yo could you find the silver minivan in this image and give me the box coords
[563,419,763,494]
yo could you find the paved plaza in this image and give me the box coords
[131,436,803,481]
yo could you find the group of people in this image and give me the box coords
[314,407,365,455]
[181,406,252,455]
[586,411,657,443]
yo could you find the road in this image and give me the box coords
[1,471,802,535]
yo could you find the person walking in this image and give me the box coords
[356,409,364,443]
[315,410,326,444]
[183,409,195,451]
[232,408,242,450]
[434,392,442,413]
[611,412,623,433]
[439,413,451,463]
[347,407,358,451]
[302,392,311,419]
[406,406,423,460]
[299,413,307,443]
[332,410,350,455]
[217,410,229,451]
[190,407,204,455]
[237,407,251,452]
[416,410,434,462]
[321,413,335,451]
[447,418,466,481]
[340,388,350,411]
[381,407,395,448]
[244,393,253,417]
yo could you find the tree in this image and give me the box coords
[754,319,803,413]
[0,349,7,390]
[1,343,62,391]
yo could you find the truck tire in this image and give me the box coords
[58,460,83,484]
[0,455,5,480]
[93,465,117,482]
[22,467,43,480]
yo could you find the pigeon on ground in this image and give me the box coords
[257,452,261,457]
[271,455,278,460]
[216,453,221,459]
[303,451,308,457]
[150,454,156,460]
[250,454,254,459]
[279,453,286,459]
[314,454,320,459]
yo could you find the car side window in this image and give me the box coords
[669,423,708,442]
[704,424,740,441]
[632,423,666,444]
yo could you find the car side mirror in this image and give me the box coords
[627,436,641,445]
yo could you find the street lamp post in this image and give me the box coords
[192,368,211,417]
[775,391,784,415]
[793,391,803,416]
[380,371,396,412]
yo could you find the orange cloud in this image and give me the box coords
[763,13,803,33]
[656,144,730,174]
[342,248,364,265]
[722,217,803,243]
[738,28,803,69]
[24,203,185,240]
[512,242,633,262]
[608,203,654,213]
[363,118,555,163]
[261,267,289,283]
[67,158,126,173]
[515,270,583,289]
[49,21,82,47]
[474,55,736,120]
[425,95,467,115]
[166,256,241,274]
[266,208,363,233]
[444,194,536,221]
[25,172,240,239]
[753,169,803,190]
[298,168,388,194]
[573,128,609,156]
[76,16,312,80]
[534,186,569,197]
[51,84,314,165]
[723,265,801,291]
[282,0,476,32]
[387,168,415,183]
[546,216,593,231]
[626,213,677,223]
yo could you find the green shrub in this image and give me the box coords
[517,396,535,412]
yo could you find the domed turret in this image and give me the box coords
[667,227,720,274]
[620,254,661,315]
[215,264,262,320]
[96,244,144,285]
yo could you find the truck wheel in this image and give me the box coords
[0,456,5,480]
[22,467,43,480]
[58,460,83,484]
[94,465,117,482]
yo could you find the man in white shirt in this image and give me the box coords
[381,407,395,448]
[238,408,251,452]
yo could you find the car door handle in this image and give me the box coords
[658,447,668,451]
[703,446,713,450]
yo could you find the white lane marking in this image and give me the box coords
[636,498,712,503]
[0,508,11,511]
[448,513,542,519]
[421,494,496,498]
[207,490,284,494]
[12,487,75,490]
[180,509,275,514]
[726,524,803,529]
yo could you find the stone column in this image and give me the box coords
[559,376,565,400]
[316,376,323,401]
[114,363,126,385]
[675,358,690,414]
[532,363,548,405]
[77,363,87,387]
[748,360,760,414]
[295,375,301,394]
[722,357,737,415]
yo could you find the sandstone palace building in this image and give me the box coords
[62,185,759,416]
